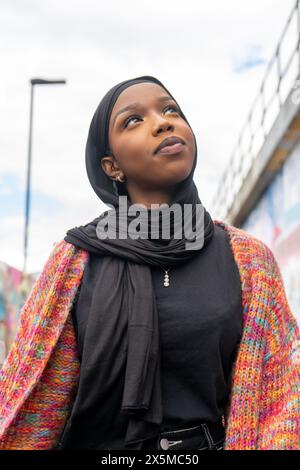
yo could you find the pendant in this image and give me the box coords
[164,270,170,287]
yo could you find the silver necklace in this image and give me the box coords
[162,267,171,287]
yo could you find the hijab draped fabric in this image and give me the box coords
[64,76,215,446]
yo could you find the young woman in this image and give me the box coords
[0,76,299,451]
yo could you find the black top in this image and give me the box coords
[58,224,243,449]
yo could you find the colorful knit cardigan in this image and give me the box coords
[0,220,299,450]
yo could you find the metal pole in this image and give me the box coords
[23,82,34,275]
[22,78,66,276]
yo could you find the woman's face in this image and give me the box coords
[101,82,196,206]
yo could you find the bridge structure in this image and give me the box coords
[212,0,300,323]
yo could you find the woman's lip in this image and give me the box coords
[156,142,185,155]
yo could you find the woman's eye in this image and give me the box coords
[164,105,179,114]
[123,105,180,128]
[124,115,140,128]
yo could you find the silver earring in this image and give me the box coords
[116,175,125,183]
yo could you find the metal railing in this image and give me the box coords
[212,0,300,221]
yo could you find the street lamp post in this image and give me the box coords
[23,78,66,275]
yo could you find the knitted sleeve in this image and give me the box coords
[257,248,300,449]
[0,240,87,449]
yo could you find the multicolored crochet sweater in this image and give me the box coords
[0,220,299,450]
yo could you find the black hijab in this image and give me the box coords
[64,75,215,447]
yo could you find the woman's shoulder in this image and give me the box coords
[51,239,90,257]
[37,239,90,281]
[213,219,277,272]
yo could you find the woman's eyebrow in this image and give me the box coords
[112,95,174,127]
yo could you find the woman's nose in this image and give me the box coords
[153,118,174,135]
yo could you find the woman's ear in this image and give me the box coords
[100,155,124,181]
[100,155,114,178]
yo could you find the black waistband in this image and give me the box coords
[123,417,226,450]
[134,418,226,450]
[159,418,225,441]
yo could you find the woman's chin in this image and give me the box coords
[168,165,194,184]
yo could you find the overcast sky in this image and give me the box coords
[0,0,296,272]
